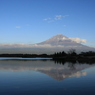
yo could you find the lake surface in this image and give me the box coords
[0,58,95,95]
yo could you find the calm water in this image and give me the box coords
[0,58,95,95]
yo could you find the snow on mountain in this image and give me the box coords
[37,34,84,46]
[0,34,94,54]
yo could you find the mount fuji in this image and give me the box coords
[0,34,95,54]
[38,34,85,47]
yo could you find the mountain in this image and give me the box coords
[0,34,95,54]
[38,34,85,46]
[35,34,95,53]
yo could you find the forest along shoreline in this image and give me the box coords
[52,49,95,62]
[0,49,95,62]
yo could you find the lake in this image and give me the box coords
[0,58,95,95]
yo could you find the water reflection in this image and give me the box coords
[0,59,95,95]
[0,59,94,80]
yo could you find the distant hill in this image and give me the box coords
[0,34,95,54]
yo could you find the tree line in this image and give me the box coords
[0,49,95,58]
[53,49,95,57]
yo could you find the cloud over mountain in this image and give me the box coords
[69,38,87,43]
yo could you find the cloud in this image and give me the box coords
[43,15,69,22]
[16,26,21,28]
[43,18,54,23]
[55,15,63,20]
[55,15,69,20]
[0,43,65,49]
[32,44,65,48]
[0,43,32,48]
[69,38,87,43]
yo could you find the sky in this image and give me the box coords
[0,0,95,47]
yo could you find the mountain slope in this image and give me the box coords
[38,34,84,46]
[36,34,95,53]
[0,34,95,54]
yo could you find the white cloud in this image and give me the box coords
[0,43,32,48]
[43,15,69,22]
[32,44,64,48]
[0,43,65,48]
[55,15,69,20]
[16,26,21,28]
[55,15,63,20]
[69,38,87,43]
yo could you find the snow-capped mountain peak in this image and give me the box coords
[37,34,76,46]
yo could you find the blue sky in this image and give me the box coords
[0,0,95,47]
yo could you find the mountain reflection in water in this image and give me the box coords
[0,59,95,95]
[0,59,94,80]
